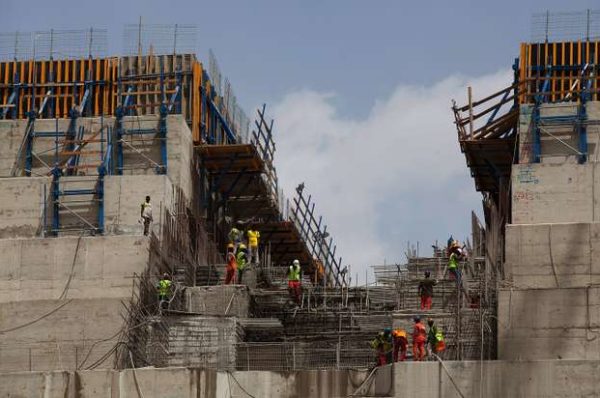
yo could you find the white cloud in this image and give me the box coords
[270,69,512,284]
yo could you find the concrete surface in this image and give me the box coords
[511,163,595,224]
[497,287,600,360]
[505,222,600,288]
[0,298,124,371]
[103,174,172,235]
[0,235,150,302]
[1,360,599,397]
[0,177,49,238]
[183,285,249,317]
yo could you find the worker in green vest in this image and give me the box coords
[448,250,462,286]
[288,259,302,306]
[156,273,173,311]
[236,244,248,284]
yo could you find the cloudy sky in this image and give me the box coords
[2,0,598,282]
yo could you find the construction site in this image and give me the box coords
[1,9,600,397]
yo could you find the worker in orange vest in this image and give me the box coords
[224,244,237,284]
[412,316,427,361]
[392,328,408,362]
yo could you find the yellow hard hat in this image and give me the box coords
[239,243,247,250]
[227,243,234,249]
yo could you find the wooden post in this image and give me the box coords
[468,86,474,138]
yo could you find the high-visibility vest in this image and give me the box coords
[288,265,301,281]
[229,228,241,242]
[392,329,407,339]
[247,230,260,247]
[141,202,152,218]
[448,253,458,270]
[158,279,172,296]
[237,251,247,270]
[227,252,237,268]
[413,323,426,343]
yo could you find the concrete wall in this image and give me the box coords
[1,360,600,397]
[0,177,49,238]
[394,360,600,398]
[0,116,195,195]
[518,102,600,165]
[0,235,149,303]
[505,222,600,288]
[0,298,124,371]
[497,287,600,360]
[184,285,249,317]
[104,174,172,235]
[511,163,597,224]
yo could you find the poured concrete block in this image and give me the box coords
[183,285,249,317]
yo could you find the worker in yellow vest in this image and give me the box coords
[288,259,302,305]
[156,273,172,311]
[237,244,248,284]
[247,227,260,264]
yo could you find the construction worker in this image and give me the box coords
[224,243,237,284]
[412,316,427,361]
[427,319,446,356]
[370,330,392,366]
[140,196,153,236]
[156,273,172,311]
[448,250,462,286]
[288,259,302,306]
[236,244,248,284]
[392,328,408,362]
[418,271,437,310]
[247,227,260,264]
[228,224,243,252]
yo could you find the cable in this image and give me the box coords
[433,354,466,398]
[58,231,85,300]
[346,366,378,397]
[129,350,146,398]
[226,371,258,398]
[0,299,72,334]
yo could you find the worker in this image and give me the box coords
[236,244,248,284]
[392,328,408,362]
[247,227,260,264]
[156,273,173,311]
[140,196,153,236]
[427,319,446,356]
[418,271,437,310]
[224,243,237,284]
[412,316,427,361]
[288,259,302,306]
[448,250,462,286]
[228,224,243,252]
[370,331,392,366]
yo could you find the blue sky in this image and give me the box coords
[2,0,598,282]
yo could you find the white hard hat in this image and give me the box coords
[293,259,300,266]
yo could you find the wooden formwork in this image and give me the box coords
[519,40,600,103]
[0,54,228,144]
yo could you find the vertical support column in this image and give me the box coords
[532,103,542,163]
[97,167,105,234]
[24,112,36,176]
[578,101,588,164]
[51,168,61,236]
[115,106,124,175]
[158,104,168,175]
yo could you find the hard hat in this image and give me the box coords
[227,243,234,249]
[413,316,421,322]
[293,259,300,266]
[383,327,392,335]
[163,273,169,279]
[428,318,434,326]
[239,243,247,250]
